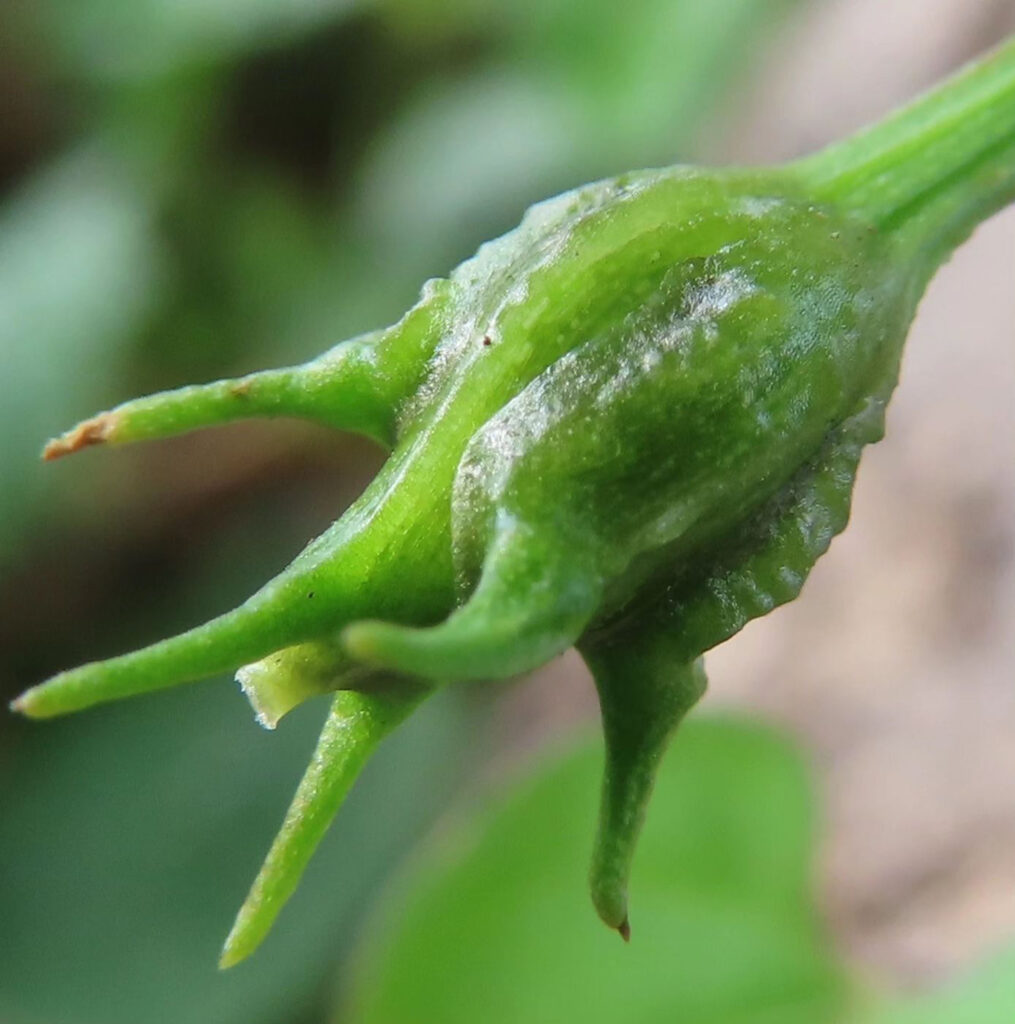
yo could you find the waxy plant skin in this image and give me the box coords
[13,36,1015,967]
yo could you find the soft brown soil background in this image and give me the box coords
[493,0,1015,992]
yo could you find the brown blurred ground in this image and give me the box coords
[495,0,1015,991]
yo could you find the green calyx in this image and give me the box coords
[13,36,1015,965]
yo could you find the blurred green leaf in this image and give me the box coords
[854,945,1015,1024]
[353,69,577,273]
[346,716,850,1024]
[361,0,800,276]
[37,0,361,81]
[513,0,799,151]
[0,679,474,1024]
[0,148,164,564]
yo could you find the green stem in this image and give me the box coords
[799,35,1015,260]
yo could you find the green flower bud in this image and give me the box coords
[13,36,1015,965]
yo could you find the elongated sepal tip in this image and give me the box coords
[42,413,117,461]
[591,880,629,938]
[219,881,283,968]
[10,687,52,718]
[218,923,251,971]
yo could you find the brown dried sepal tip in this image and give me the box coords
[42,413,117,461]
[617,918,631,942]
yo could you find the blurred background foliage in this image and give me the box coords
[348,717,853,1024]
[346,718,1015,1024]
[2,1,1013,1022]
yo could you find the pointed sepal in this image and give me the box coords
[343,517,600,682]
[580,639,707,938]
[220,679,431,968]
[43,278,453,460]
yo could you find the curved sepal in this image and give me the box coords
[42,279,451,459]
[343,516,601,682]
[580,642,707,939]
[220,678,432,968]
[11,527,370,719]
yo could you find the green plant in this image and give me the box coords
[346,717,1015,1024]
[352,717,850,1024]
[12,35,1015,967]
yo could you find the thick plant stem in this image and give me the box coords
[800,34,1015,260]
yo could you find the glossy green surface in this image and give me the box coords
[13,35,1015,964]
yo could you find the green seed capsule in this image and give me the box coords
[13,36,1015,964]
